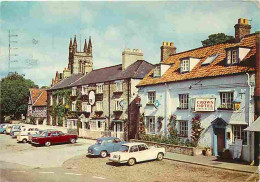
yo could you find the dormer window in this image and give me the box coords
[181,59,189,72]
[153,64,171,77]
[153,65,161,77]
[227,49,238,65]
[226,46,251,65]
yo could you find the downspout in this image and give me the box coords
[108,82,111,133]
[127,79,130,141]
[246,73,252,127]
[164,83,168,135]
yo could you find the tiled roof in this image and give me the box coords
[29,89,47,106]
[48,74,83,91]
[137,33,257,87]
[34,90,47,106]
[71,60,154,86]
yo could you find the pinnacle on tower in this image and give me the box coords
[73,35,77,52]
[69,38,72,48]
[84,39,88,52]
[87,36,92,54]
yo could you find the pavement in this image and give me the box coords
[164,152,259,174]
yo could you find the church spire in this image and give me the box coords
[87,36,92,54]
[69,38,72,48]
[73,35,77,52]
[83,39,88,52]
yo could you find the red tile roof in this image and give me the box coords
[137,33,257,87]
[29,89,47,106]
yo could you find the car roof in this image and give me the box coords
[98,137,118,141]
[122,142,146,147]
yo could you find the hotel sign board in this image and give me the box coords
[195,98,215,112]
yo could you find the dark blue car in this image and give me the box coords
[88,137,127,158]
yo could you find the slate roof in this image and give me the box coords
[71,60,154,86]
[137,33,257,87]
[29,89,47,106]
[48,74,83,91]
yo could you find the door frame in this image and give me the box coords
[211,118,227,156]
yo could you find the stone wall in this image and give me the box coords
[130,139,203,156]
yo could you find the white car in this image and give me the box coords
[109,142,165,166]
[17,127,40,143]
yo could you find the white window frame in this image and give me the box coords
[72,101,76,111]
[82,85,88,95]
[115,81,123,92]
[146,116,155,134]
[62,96,65,105]
[232,125,247,145]
[179,120,188,137]
[220,92,234,109]
[96,101,103,111]
[50,95,53,106]
[114,122,123,132]
[231,50,238,64]
[115,100,123,111]
[82,102,91,112]
[181,59,189,72]
[72,87,77,96]
[56,95,59,104]
[96,83,104,94]
[148,92,156,104]
[179,94,189,109]
[153,65,161,77]
[50,115,53,125]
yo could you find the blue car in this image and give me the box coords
[0,124,8,134]
[87,137,127,158]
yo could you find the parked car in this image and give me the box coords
[17,127,40,143]
[87,137,127,158]
[0,124,8,134]
[31,131,78,147]
[10,125,26,138]
[5,124,15,134]
[28,129,57,143]
[109,143,165,166]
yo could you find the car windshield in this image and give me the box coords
[40,132,48,137]
[95,139,102,145]
[119,145,129,152]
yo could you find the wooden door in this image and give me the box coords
[217,129,225,155]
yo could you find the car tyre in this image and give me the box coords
[3,131,6,134]
[45,141,51,147]
[70,138,76,144]
[157,152,164,161]
[128,158,136,166]
[100,150,107,158]
[22,139,27,143]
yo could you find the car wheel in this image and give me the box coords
[70,138,76,144]
[22,139,27,143]
[128,158,136,166]
[45,141,51,147]
[157,153,164,161]
[100,150,107,158]
[3,131,6,134]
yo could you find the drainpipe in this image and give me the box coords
[164,83,168,135]
[108,82,111,134]
[127,79,130,141]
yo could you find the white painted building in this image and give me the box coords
[137,19,258,162]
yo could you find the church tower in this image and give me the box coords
[68,35,93,75]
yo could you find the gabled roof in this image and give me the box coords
[71,60,154,86]
[29,89,47,106]
[48,74,83,91]
[137,33,257,87]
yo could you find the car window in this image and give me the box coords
[138,144,148,151]
[51,132,59,136]
[96,139,102,145]
[119,145,129,152]
[103,139,113,144]
[113,138,121,143]
[58,132,64,136]
[130,145,139,153]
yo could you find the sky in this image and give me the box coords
[0,1,259,87]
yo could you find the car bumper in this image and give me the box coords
[31,141,40,145]
[109,158,127,163]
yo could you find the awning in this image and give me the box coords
[112,120,124,123]
[244,117,260,132]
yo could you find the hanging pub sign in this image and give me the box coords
[195,98,215,112]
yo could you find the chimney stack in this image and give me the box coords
[122,48,143,70]
[161,42,176,62]
[234,18,251,42]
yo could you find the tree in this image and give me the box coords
[0,72,38,119]
[201,33,235,47]
[41,86,49,89]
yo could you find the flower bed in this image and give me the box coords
[130,139,203,156]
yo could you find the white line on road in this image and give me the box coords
[39,172,55,174]
[65,173,83,176]
[93,176,106,180]
[12,171,26,173]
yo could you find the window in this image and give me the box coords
[72,87,77,96]
[179,94,189,109]
[115,100,123,111]
[181,59,189,72]
[179,120,188,137]
[56,95,59,104]
[114,123,123,132]
[62,96,65,105]
[72,101,76,111]
[115,81,123,92]
[96,84,104,94]
[130,145,139,153]
[138,144,148,151]
[50,116,53,125]
[98,121,101,128]
[82,102,91,112]
[220,92,234,109]
[227,50,238,65]
[82,85,88,95]
[96,101,103,111]
[146,116,155,133]
[232,125,247,145]
[90,121,97,130]
[153,65,161,77]
[50,95,53,106]
[148,92,156,104]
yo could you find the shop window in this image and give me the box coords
[232,125,247,145]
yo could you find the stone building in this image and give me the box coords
[27,88,47,125]
[47,42,153,140]
[137,18,259,162]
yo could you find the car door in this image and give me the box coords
[50,132,60,143]
[58,132,68,143]
[104,139,114,153]
[129,145,142,162]
[138,144,151,161]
